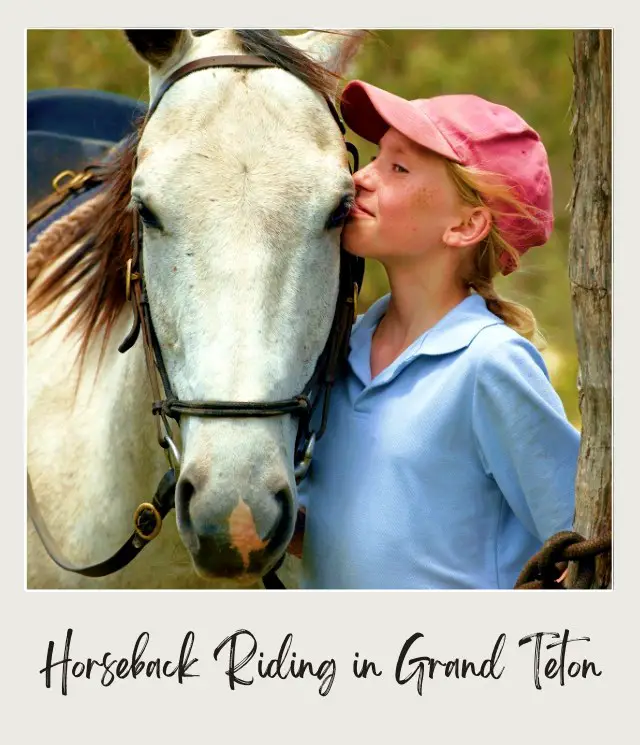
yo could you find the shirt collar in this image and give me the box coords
[350,292,504,361]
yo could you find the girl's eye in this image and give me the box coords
[326,196,355,230]
[393,163,409,174]
[135,200,163,231]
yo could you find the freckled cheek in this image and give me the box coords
[411,187,445,219]
[379,201,424,236]
[377,196,411,229]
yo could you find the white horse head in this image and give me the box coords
[121,29,364,582]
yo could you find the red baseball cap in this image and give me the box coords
[340,81,554,274]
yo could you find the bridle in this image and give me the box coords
[121,54,363,481]
[28,53,363,584]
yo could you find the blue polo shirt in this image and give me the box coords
[299,293,579,589]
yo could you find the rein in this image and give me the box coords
[28,54,363,586]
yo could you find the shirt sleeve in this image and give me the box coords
[471,336,579,542]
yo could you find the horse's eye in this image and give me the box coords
[326,196,354,230]
[135,200,163,231]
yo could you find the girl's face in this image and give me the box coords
[342,128,465,263]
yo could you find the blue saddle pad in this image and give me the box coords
[27,88,147,209]
[27,88,147,247]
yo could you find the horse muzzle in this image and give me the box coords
[175,468,294,580]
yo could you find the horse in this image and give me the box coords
[27,29,366,589]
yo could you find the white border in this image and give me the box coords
[7,5,637,742]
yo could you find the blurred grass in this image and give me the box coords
[27,29,581,426]
[28,30,148,99]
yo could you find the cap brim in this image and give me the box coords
[340,81,460,163]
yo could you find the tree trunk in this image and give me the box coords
[567,30,612,588]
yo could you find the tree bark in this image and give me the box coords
[568,30,612,588]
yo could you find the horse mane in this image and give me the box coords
[234,30,340,99]
[26,29,343,368]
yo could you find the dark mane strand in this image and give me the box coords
[235,30,340,99]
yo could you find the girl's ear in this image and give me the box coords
[444,206,492,249]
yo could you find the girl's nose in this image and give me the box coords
[353,160,376,190]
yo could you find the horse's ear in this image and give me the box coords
[125,30,193,69]
[284,30,367,78]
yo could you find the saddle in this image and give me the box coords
[27,88,147,246]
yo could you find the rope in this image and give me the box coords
[514,530,612,589]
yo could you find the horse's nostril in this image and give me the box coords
[275,488,289,512]
[264,487,293,547]
[177,476,196,519]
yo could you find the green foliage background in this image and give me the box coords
[27,30,579,425]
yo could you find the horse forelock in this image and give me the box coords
[234,30,340,99]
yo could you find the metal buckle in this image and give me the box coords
[159,413,181,473]
[52,169,91,193]
[346,281,358,319]
[163,433,181,472]
[294,432,316,484]
[125,258,140,302]
[133,502,162,541]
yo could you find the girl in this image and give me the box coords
[297,81,579,589]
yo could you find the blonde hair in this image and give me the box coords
[445,161,545,348]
